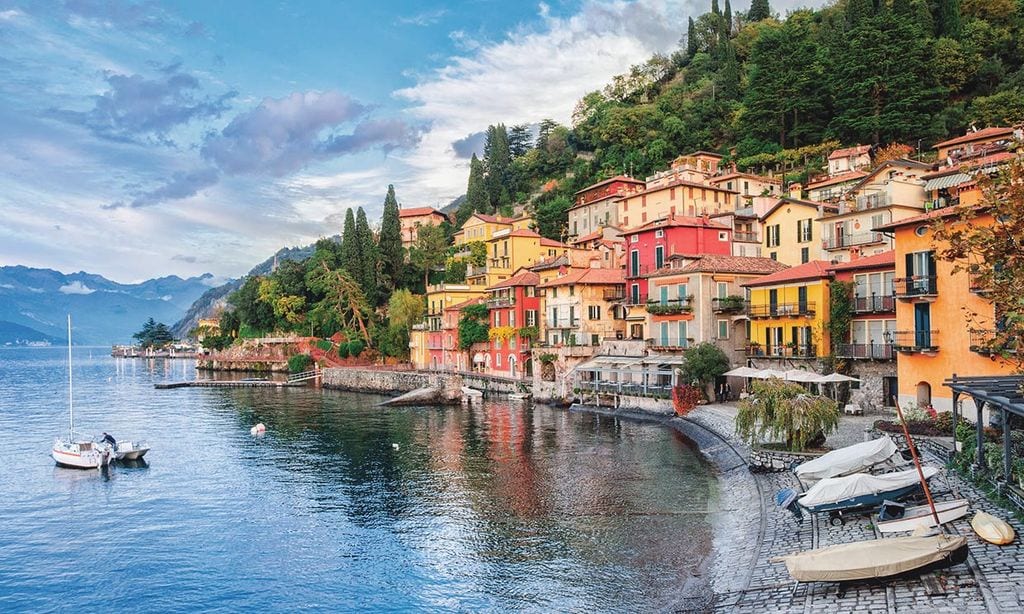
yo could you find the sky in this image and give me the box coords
[0,0,818,283]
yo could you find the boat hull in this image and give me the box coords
[801,482,923,514]
[114,441,150,461]
[778,534,968,583]
[877,499,970,533]
[972,511,1015,545]
[52,444,111,470]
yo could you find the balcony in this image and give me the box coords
[748,302,816,318]
[466,264,487,278]
[603,288,627,302]
[852,192,891,212]
[624,293,649,306]
[969,330,1019,355]
[852,294,895,313]
[733,231,759,243]
[546,319,581,329]
[835,343,894,360]
[712,296,746,314]
[892,330,939,353]
[823,232,885,250]
[744,344,817,358]
[488,257,511,270]
[648,337,691,350]
[487,297,514,308]
[626,264,661,279]
[645,296,694,316]
[893,277,938,300]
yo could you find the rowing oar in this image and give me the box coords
[893,396,943,530]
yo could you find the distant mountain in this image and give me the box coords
[439,194,465,216]
[171,238,340,339]
[0,320,63,346]
[0,266,222,345]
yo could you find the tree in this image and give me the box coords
[735,379,840,451]
[354,207,378,300]
[377,185,404,300]
[408,223,448,291]
[936,0,962,37]
[458,303,490,350]
[508,124,532,158]
[306,261,372,344]
[681,342,730,390]
[133,318,175,348]
[748,0,771,21]
[724,0,733,34]
[483,124,512,211]
[229,276,276,334]
[460,153,487,227]
[534,195,572,241]
[340,208,359,279]
[388,289,425,330]
[686,17,698,56]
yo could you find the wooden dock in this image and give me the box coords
[154,380,305,389]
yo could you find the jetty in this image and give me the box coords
[155,370,320,389]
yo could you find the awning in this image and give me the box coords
[473,353,485,363]
[573,355,645,371]
[923,173,972,192]
[643,354,686,365]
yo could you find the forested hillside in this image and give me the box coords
[456,0,1024,239]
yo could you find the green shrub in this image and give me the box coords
[288,354,312,373]
[315,339,333,352]
[348,339,364,357]
[337,343,350,359]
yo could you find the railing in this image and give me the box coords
[648,337,691,350]
[822,232,885,250]
[748,302,816,318]
[487,297,514,308]
[488,257,511,269]
[835,343,894,360]
[712,297,746,313]
[645,296,694,315]
[969,330,1019,355]
[624,293,649,306]
[853,192,891,211]
[744,344,817,358]
[546,319,581,329]
[892,330,939,352]
[893,276,938,298]
[579,381,673,400]
[733,231,759,243]
[466,264,487,277]
[626,264,661,278]
[603,288,627,301]
[852,294,895,313]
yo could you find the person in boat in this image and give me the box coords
[101,432,116,446]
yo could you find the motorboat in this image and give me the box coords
[876,498,970,533]
[777,466,940,525]
[774,534,968,583]
[113,440,151,461]
[52,315,113,470]
[793,436,905,482]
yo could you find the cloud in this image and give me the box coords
[171,254,197,263]
[451,130,486,159]
[53,0,201,35]
[396,8,447,27]
[52,63,235,144]
[105,167,220,209]
[59,280,95,294]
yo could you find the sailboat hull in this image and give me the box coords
[52,440,111,469]
[777,534,968,583]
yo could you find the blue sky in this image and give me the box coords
[0,0,815,282]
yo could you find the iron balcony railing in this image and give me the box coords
[624,293,649,306]
[487,297,514,308]
[969,330,1019,355]
[645,296,694,315]
[852,294,895,313]
[823,232,885,250]
[648,337,691,349]
[733,231,759,243]
[835,343,894,360]
[466,264,487,277]
[712,297,746,314]
[893,276,938,298]
[546,319,581,329]
[744,344,817,358]
[603,288,627,301]
[748,302,816,318]
[892,330,939,352]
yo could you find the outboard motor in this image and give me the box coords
[775,488,803,521]
[878,500,906,521]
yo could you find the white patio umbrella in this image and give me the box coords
[724,366,760,377]
[813,372,861,400]
[784,369,821,383]
[751,368,787,379]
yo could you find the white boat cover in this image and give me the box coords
[799,467,938,508]
[795,436,900,481]
[778,534,966,582]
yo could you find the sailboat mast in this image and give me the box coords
[893,397,942,529]
[67,314,73,439]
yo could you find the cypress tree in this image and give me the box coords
[508,124,532,158]
[911,0,934,34]
[748,0,770,21]
[712,0,720,16]
[483,124,511,212]
[935,0,961,38]
[459,153,486,226]
[724,0,732,35]
[377,185,403,299]
[354,207,378,301]
[340,208,359,279]
[686,17,698,56]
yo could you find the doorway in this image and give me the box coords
[916,381,931,408]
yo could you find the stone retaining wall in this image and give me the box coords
[870,428,956,463]
[747,445,824,472]
[197,359,288,373]
[322,368,448,394]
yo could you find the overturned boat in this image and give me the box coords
[778,466,940,524]
[774,534,968,583]
[794,436,905,482]
[877,499,970,533]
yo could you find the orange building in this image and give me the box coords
[399,207,448,248]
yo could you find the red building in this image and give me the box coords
[484,268,540,379]
[622,215,733,304]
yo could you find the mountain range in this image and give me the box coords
[0,266,224,345]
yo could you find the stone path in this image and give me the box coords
[682,403,1024,613]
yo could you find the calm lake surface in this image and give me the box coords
[0,347,718,612]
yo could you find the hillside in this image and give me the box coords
[0,320,63,346]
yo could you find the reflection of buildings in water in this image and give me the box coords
[425,409,465,475]
[483,402,544,519]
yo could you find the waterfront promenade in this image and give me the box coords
[669,403,1024,612]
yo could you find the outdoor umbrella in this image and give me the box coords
[752,368,787,379]
[724,366,760,377]
[784,369,822,383]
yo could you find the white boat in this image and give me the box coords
[113,440,150,461]
[877,499,970,533]
[794,436,905,482]
[52,315,113,470]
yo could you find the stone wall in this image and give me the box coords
[197,359,288,373]
[869,428,957,463]
[845,360,896,411]
[748,445,825,472]
[322,368,448,395]
[460,373,521,395]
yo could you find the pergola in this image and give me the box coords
[944,374,1024,486]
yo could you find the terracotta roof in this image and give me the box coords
[596,239,621,249]
[399,207,445,218]
[650,254,789,276]
[623,178,739,199]
[690,150,724,158]
[486,269,539,290]
[847,158,932,193]
[806,170,868,190]
[540,267,625,288]
[444,297,485,312]
[572,227,623,244]
[827,251,896,272]
[539,237,569,248]
[709,172,781,184]
[505,229,542,238]
[873,206,971,231]
[573,175,644,195]
[623,214,730,235]
[828,145,871,160]
[471,213,514,224]
[923,151,1016,179]
[742,260,833,287]
[529,255,569,270]
[935,127,1015,149]
[760,197,836,221]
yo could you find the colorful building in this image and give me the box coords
[829,251,898,408]
[806,170,868,203]
[759,197,836,266]
[452,213,518,246]
[827,144,872,176]
[567,176,644,240]
[540,268,626,347]
[467,228,574,288]
[425,283,486,342]
[934,126,1017,164]
[707,170,781,209]
[742,260,833,365]
[819,159,931,263]
[484,268,540,379]
[398,207,448,248]
[409,323,429,370]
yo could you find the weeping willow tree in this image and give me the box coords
[735,379,839,451]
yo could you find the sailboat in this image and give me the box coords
[51,315,112,469]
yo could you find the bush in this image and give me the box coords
[288,354,312,373]
[348,339,364,357]
[735,379,839,452]
[337,343,350,359]
[315,339,333,352]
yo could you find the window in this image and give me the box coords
[496,353,502,367]
[509,337,516,349]
[769,252,777,261]
[659,286,668,305]
[718,319,729,339]
[526,310,537,326]
[552,287,558,298]
[630,234,638,243]
[655,245,665,269]
[631,284,640,304]
[494,338,502,350]
[569,285,575,296]
[676,284,687,300]
[719,231,728,241]
[573,221,578,234]
[655,229,665,238]
[915,225,928,237]
[766,224,781,247]
[526,286,535,297]
[588,305,601,320]
[678,321,688,347]
[743,180,750,194]
[717,282,728,298]
[591,334,600,346]
[801,247,809,264]
[509,312,515,327]
[494,312,501,327]
[551,307,558,324]
[569,305,576,325]
[797,219,813,243]
[630,250,640,277]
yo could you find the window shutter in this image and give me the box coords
[927,251,936,278]
[905,253,914,277]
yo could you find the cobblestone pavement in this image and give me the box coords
[684,403,1024,613]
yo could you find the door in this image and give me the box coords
[630,250,640,277]
[769,289,778,316]
[797,286,808,314]
[660,322,669,347]
[882,376,898,408]
[914,303,931,348]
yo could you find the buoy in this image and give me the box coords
[251,423,266,436]
[392,443,400,450]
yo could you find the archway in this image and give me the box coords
[916,381,931,408]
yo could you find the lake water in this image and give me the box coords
[0,347,718,612]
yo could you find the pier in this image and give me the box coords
[155,371,320,389]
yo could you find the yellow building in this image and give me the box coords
[452,213,534,246]
[425,283,486,331]
[759,197,836,266]
[539,268,626,347]
[707,171,781,209]
[398,207,448,249]
[742,261,833,363]
[466,229,573,288]
[409,324,429,370]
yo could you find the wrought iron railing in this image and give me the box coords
[645,296,694,315]
[744,344,817,358]
[712,297,746,313]
[852,295,895,313]
[893,276,938,297]
[969,330,1019,355]
[748,302,816,318]
[892,330,939,352]
[835,343,894,360]
[823,232,885,250]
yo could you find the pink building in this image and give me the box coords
[484,269,540,379]
[399,207,448,248]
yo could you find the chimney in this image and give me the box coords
[789,183,803,200]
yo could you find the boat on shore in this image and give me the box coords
[774,534,968,583]
[877,499,970,533]
[778,466,939,524]
[793,436,905,482]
